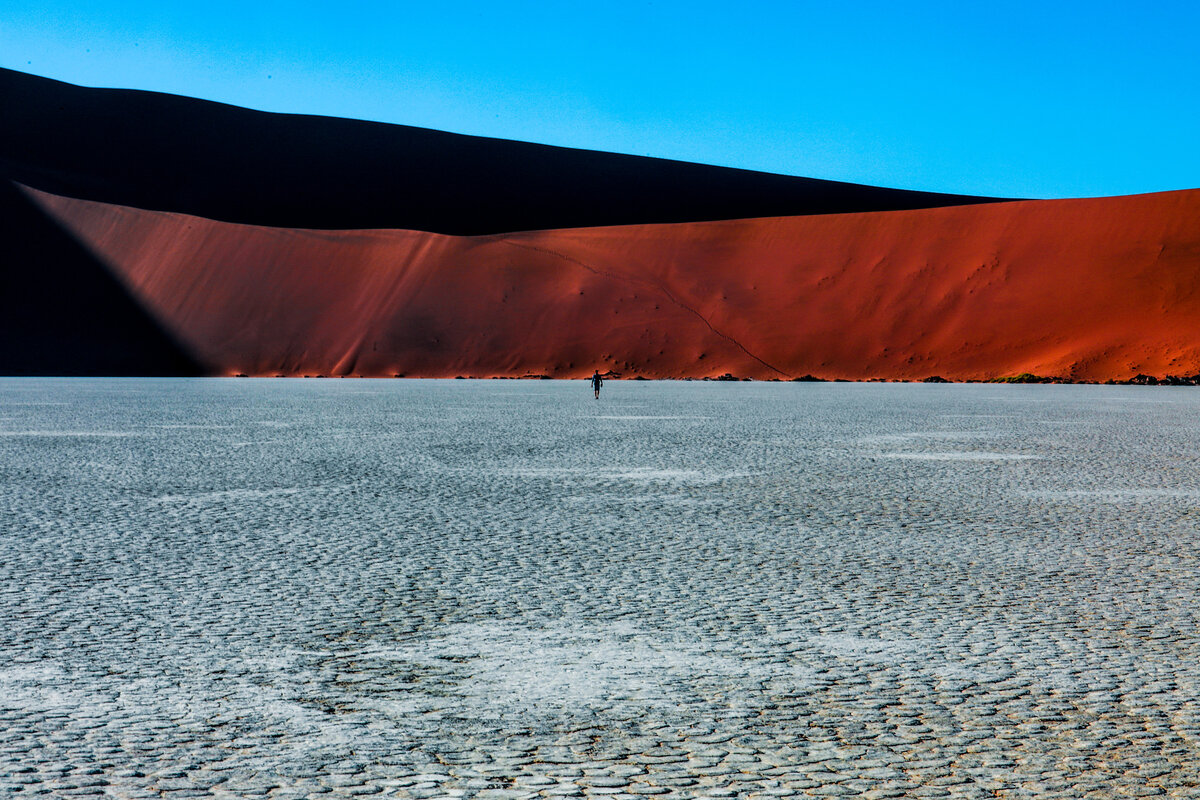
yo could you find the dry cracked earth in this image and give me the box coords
[2,378,1199,799]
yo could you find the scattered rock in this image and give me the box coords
[989,373,1058,384]
[1153,373,1200,385]
[1111,374,1200,386]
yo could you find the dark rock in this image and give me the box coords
[990,372,1057,384]
[1159,374,1200,386]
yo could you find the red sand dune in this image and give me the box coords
[24,184,1200,382]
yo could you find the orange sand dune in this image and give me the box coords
[25,185,1200,382]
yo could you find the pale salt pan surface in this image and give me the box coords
[879,452,1041,461]
[2,378,1200,798]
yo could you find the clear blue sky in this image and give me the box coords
[3,1,1198,198]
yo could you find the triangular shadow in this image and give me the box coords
[0,180,204,376]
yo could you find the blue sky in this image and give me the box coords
[3,1,1198,198]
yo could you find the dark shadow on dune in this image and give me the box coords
[1,68,1009,236]
[0,181,204,376]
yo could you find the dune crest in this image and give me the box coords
[24,185,1200,382]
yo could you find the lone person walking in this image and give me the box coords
[590,370,604,399]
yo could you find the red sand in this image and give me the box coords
[25,184,1200,382]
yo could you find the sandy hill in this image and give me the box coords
[0,68,999,235]
[21,184,1200,382]
[3,70,1198,381]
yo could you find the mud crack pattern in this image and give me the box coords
[2,379,1200,798]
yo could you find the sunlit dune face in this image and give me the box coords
[24,185,1200,382]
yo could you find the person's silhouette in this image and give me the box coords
[590,370,603,399]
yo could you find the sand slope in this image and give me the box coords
[0,182,201,376]
[25,185,1200,382]
[1,68,1001,235]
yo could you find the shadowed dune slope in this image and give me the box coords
[26,185,1200,382]
[0,183,201,376]
[1,68,1002,235]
